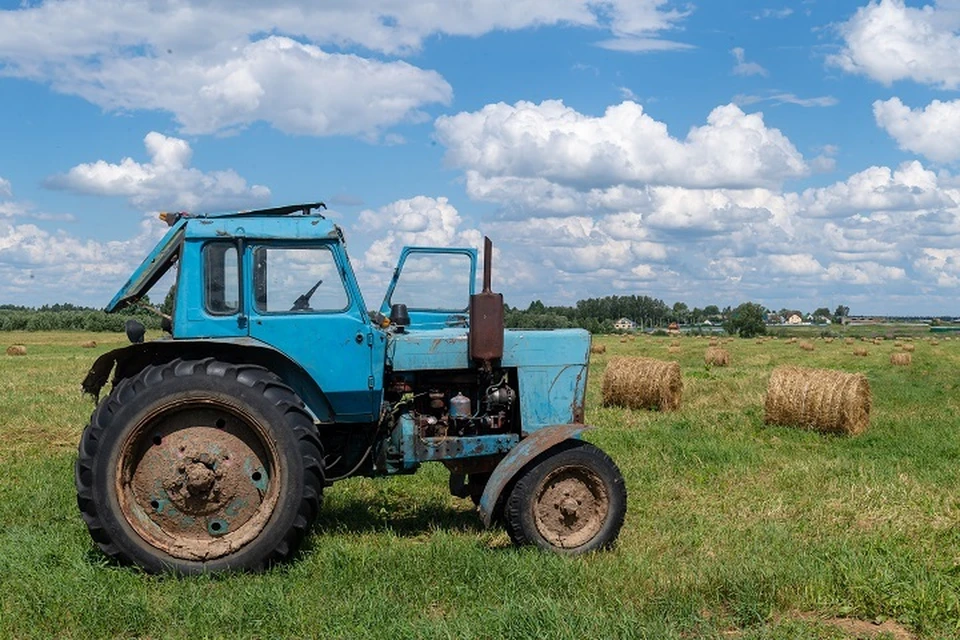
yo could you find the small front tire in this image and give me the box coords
[503,442,626,554]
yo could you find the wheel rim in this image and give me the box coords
[533,464,609,549]
[115,397,281,562]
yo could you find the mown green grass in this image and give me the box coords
[1,331,959,639]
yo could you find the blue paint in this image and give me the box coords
[388,328,590,430]
[101,207,599,502]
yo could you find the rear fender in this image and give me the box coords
[477,424,592,527]
[81,338,335,422]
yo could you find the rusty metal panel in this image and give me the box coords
[468,291,504,362]
[477,424,592,527]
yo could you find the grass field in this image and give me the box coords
[1,330,959,639]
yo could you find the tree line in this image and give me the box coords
[0,302,163,332]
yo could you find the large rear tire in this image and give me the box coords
[503,442,626,554]
[75,358,324,574]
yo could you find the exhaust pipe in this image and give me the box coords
[469,236,504,366]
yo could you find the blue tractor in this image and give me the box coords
[77,203,626,573]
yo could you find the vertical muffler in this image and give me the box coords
[469,236,504,368]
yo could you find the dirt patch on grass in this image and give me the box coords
[797,613,916,639]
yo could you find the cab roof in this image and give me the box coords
[107,202,340,312]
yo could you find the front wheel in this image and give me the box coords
[75,359,324,574]
[503,442,626,554]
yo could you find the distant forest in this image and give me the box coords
[0,294,856,333]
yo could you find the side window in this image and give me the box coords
[391,252,472,311]
[253,246,348,313]
[203,242,239,315]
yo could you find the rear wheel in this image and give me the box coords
[75,359,324,574]
[503,442,626,554]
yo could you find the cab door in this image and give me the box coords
[379,247,477,330]
[247,241,377,422]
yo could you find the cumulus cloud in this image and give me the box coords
[874,97,960,163]
[46,132,270,212]
[731,47,768,77]
[426,97,960,307]
[831,0,960,89]
[0,177,10,198]
[0,212,170,305]
[0,1,692,135]
[768,253,823,276]
[799,161,957,217]
[436,100,808,191]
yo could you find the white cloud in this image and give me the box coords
[436,100,808,191]
[734,92,838,108]
[46,132,270,212]
[22,36,451,137]
[874,97,960,163]
[0,212,169,305]
[831,0,960,89]
[799,161,957,217]
[0,1,692,136]
[0,177,10,198]
[824,261,906,285]
[768,253,823,276]
[755,8,794,20]
[731,47,768,77]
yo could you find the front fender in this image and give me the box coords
[477,424,592,527]
[80,338,335,422]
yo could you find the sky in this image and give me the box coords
[1,0,960,315]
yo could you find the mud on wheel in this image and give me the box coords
[504,442,626,554]
[75,359,324,574]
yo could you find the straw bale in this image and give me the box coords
[824,338,834,344]
[80,340,97,349]
[708,338,719,346]
[799,341,815,351]
[590,343,606,355]
[6,345,26,356]
[786,337,797,344]
[764,365,870,435]
[705,347,730,366]
[852,347,868,357]
[901,343,915,352]
[844,338,855,345]
[890,352,912,366]
[930,340,940,346]
[667,346,681,354]
[619,337,627,343]
[602,356,682,411]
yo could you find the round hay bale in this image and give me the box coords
[764,366,870,435]
[901,343,915,352]
[669,340,680,347]
[619,337,627,343]
[930,340,940,346]
[799,341,815,351]
[708,338,719,346]
[824,337,834,344]
[844,338,855,345]
[6,345,26,356]
[704,347,730,366]
[786,337,797,344]
[852,347,869,357]
[590,343,606,355]
[602,356,682,411]
[755,338,765,345]
[80,340,98,349]
[890,352,912,366]
[667,345,681,354]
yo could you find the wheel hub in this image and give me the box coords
[533,465,609,549]
[184,462,217,496]
[116,403,281,561]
